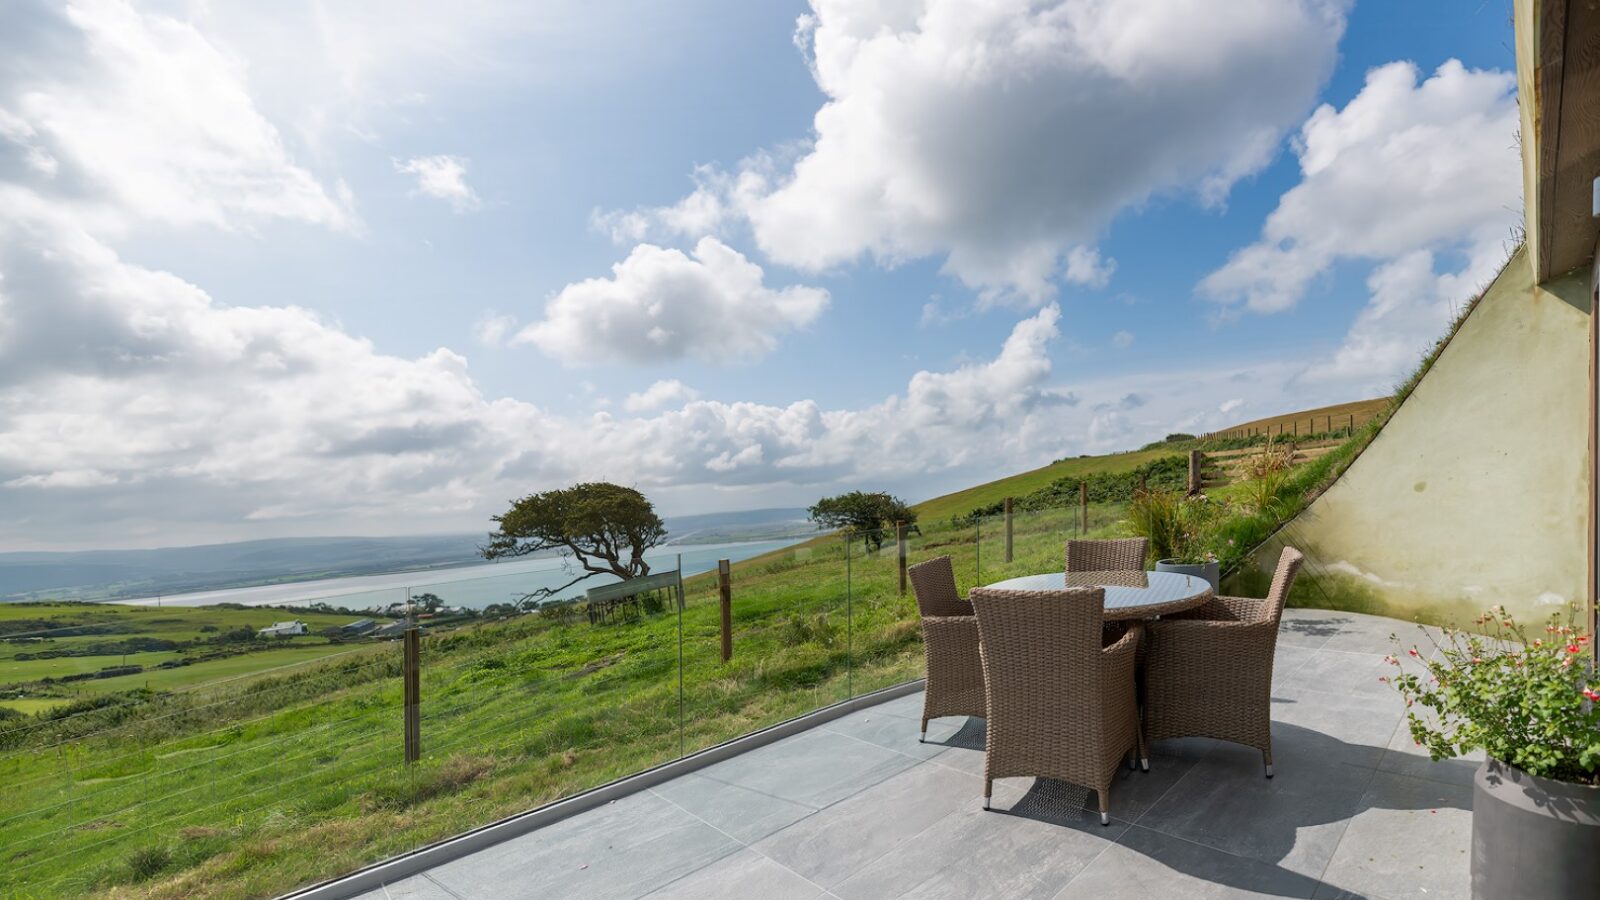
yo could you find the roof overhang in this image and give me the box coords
[1519,0,1600,283]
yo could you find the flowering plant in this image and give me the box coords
[1385,605,1600,785]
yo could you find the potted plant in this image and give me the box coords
[1386,605,1599,899]
[1127,489,1220,590]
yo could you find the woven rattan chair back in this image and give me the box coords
[1065,538,1149,574]
[1260,547,1306,625]
[970,587,1113,789]
[908,555,972,617]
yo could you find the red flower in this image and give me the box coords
[1582,688,1600,702]
[1569,645,1582,654]
[1408,648,1419,657]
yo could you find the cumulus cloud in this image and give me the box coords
[395,155,482,212]
[1200,59,1521,393]
[516,237,830,365]
[1111,330,1134,349]
[1064,247,1117,289]
[624,379,700,413]
[605,0,1346,302]
[1201,60,1520,315]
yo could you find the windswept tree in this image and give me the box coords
[483,482,668,600]
[808,491,918,552]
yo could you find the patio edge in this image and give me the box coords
[277,678,926,900]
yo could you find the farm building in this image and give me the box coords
[257,620,308,637]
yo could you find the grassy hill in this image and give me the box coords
[912,448,1178,523]
[1204,397,1389,439]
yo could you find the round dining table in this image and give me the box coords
[979,571,1213,621]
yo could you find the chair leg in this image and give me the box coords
[920,716,929,743]
[1262,748,1274,779]
[1136,725,1150,772]
[1097,789,1111,826]
[982,778,993,811]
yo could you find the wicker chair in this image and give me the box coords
[1142,547,1305,777]
[909,556,984,742]
[1065,540,1150,651]
[970,586,1144,825]
[1064,537,1149,573]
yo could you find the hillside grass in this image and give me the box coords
[912,448,1175,523]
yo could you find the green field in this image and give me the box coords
[0,604,375,715]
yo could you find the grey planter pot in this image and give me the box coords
[1472,758,1600,899]
[1154,558,1219,592]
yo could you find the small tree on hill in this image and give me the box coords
[483,482,668,601]
[808,491,918,552]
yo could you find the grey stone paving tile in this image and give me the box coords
[361,875,458,900]
[1314,772,1471,900]
[691,727,922,809]
[1134,744,1374,880]
[1287,649,1399,700]
[1055,824,1329,898]
[1272,644,1320,689]
[1264,689,1402,768]
[642,848,826,900]
[1275,612,1347,650]
[425,790,740,900]
[870,691,929,722]
[650,773,818,844]
[752,761,977,889]
[1315,614,1429,655]
[1375,714,1482,788]
[823,706,963,760]
[833,778,1126,900]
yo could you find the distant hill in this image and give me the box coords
[0,508,819,603]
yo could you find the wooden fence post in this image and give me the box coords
[717,559,732,663]
[1003,497,1014,563]
[1079,482,1088,533]
[1187,449,1202,496]
[403,627,420,764]
[896,521,908,595]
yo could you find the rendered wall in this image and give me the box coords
[1229,247,1592,627]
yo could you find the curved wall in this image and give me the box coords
[1229,247,1592,627]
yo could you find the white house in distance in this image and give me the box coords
[258,621,308,638]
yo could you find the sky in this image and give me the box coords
[0,0,1525,551]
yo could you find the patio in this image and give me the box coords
[354,608,1475,900]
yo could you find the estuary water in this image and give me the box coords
[113,537,810,610]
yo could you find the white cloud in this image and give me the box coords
[610,0,1347,302]
[624,379,701,413]
[1111,330,1134,349]
[472,311,518,346]
[1219,398,1246,415]
[516,237,830,365]
[1201,60,1520,315]
[1064,247,1117,289]
[394,155,482,212]
[0,0,355,236]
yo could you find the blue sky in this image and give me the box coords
[0,0,1524,549]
